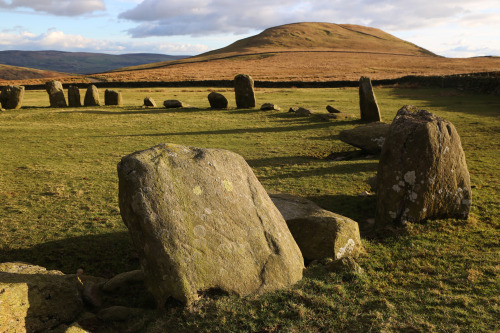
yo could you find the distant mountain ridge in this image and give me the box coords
[0,50,188,75]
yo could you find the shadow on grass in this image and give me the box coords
[57,107,209,115]
[258,160,378,179]
[94,120,340,138]
[0,232,138,278]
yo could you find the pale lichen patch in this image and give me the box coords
[193,186,203,196]
[223,180,233,192]
[336,239,355,259]
[404,171,416,185]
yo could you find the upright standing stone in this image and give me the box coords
[105,89,123,106]
[0,85,25,109]
[375,106,471,229]
[143,97,156,107]
[208,91,228,109]
[118,143,304,306]
[45,80,67,107]
[68,85,82,107]
[84,85,101,106]
[234,74,255,108]
[359,76,381,122]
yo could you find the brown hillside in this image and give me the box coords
[7,23,500,85]
[0,64,76,82]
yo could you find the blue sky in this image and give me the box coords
[0,0,498,57]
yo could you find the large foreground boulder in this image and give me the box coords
[270,194,363,263]
[339,122,390,153]
[84,85,101,106]
[375,106,471,229]
[0,85,25,109]
[117,144,304,306]
[234,74,255,108]
[45,80,67,107]
[208,92,228,109]
[105,89,123,106]
[0,262,83,332]
[359,76,381,122]
[68,85,82,107]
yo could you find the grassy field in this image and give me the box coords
[0,86,498,332]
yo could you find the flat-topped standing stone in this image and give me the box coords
[375,106,471,229]
[234,74,255,108]
[68,85,82,107]
[359,76,381,122]
[105,89,123,106]
[270,194,363,263]
[339,122,391,153]
[118,144,304,306]
[208,92,228,109]
[84,85,101,106]
[0,85,25,109]
[45,80,67,107]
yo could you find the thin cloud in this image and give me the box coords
[0,0,106,16]
[0,29,209,54]
[118,0,500,37]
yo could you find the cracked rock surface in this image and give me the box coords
[117,144,303,306]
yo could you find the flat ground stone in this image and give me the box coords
[295,107,312,116]
[339,122,391,153]
[270,194,363,263]
[260,103,280,111]
[163,99,186,108]
[359,76,381,122]
[375,105,471,229]
[118,144,304,306]
[326,105,342,113]
[0,262,83,332]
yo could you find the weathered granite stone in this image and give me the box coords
[105,89,123,106]
[68,85,82,107]
[375,105,471,229]
[270,194,363,263]
[288,107,299,113]
[0,262,83,332]
[143,97,157,107]
[84,85,101,106]
[359,76,381,122]
[163,100,186,108]
[234,74,255,108]
[0,85,24,109]
[260,103,280,111]
[118,144,304,306]
[339,122,391,153]
[208,92,228,109]
[45,80,67,107]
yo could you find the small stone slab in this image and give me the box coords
[260,103,280,111]
[163,99,186,108]
[326,105,342,113]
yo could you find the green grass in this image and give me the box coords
[0,87,498,332]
